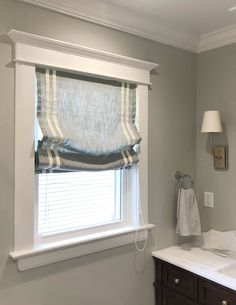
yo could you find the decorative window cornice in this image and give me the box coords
[8,29,158,85]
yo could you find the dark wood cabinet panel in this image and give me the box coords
[162,288,197,305]
[162,261,197,299]
[154,258,236,305]
[199,279,236,305]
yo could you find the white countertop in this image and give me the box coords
[152,245,236,291]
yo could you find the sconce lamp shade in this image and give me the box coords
[201,111,223,133]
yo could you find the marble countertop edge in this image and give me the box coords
[152,245,236,291]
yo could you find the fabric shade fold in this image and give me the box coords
[35,68,141,172]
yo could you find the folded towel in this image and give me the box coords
[203,229,236,252]
[176,188,201,236]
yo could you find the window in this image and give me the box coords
[9,29,156,270]
[34,68,141,247]
[37,171,122,238]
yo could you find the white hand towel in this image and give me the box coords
[176,188,201,236]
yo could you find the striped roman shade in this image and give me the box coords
[35,68,141,172]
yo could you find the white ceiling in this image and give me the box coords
[104,0,236,36]
[20,0,236,53]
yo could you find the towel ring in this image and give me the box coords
[175,171,194,188]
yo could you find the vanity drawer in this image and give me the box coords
[199,279,236,305]
[161,287,198,305]
[162,262,197,300]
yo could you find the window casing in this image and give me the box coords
[8,29,156,271]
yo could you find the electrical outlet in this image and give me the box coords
[204,192,214,208]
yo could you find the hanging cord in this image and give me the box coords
[134,167,148,252]
[134,205,148,252]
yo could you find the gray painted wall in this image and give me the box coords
[196,44,236,232]
[0,0,196,304]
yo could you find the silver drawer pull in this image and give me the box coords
[222,301,228,305]
[174,278,180,284]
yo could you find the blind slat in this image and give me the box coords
[37,171,121,236]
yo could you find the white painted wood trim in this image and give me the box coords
[18,0,198,53]
[14,63,35,251]
[7,30,158,85]
[137,85,148,223]
[14,43,152,85]
[18,0,236,53]
[10,224,155,271]
[10,30,154,270]
[198,24,236,53]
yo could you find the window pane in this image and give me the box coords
[37,170,121,236]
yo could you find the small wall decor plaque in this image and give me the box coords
[214,145,228,170]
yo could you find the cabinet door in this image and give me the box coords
[162,287,197,305]
[199,279,236,305]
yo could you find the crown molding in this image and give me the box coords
[198,24,236,53]
[18,0,236,53]
[18,0,198,53]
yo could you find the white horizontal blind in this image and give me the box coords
[37,170,121,237]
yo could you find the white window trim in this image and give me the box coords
[8,29,158,271]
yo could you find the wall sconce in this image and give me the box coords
[201,110,223,153]
[201,110,228,169]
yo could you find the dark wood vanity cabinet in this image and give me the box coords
[154,258,236,305]
[198,279,236,305]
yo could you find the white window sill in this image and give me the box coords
[10,224,154,271]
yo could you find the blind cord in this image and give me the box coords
[134,168,148,252]
[134,206,148,252]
